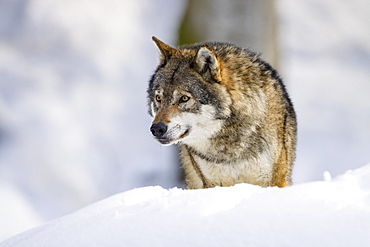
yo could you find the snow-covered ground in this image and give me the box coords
[1,0,370,243]
[3,164,370,247]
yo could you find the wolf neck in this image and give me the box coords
[181,143,227,164]
[179,113,264,165]
[179,122,237,164]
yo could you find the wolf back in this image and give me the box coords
[147,37,297,189]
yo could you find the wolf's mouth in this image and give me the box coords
[179,128,190,139]
[157,127,190,145]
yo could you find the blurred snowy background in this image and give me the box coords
[0,0,369,241]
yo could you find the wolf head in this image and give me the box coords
[148,37,232,146]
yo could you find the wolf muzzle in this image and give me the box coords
[150,122,167,138]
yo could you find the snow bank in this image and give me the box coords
[3,164,370,247]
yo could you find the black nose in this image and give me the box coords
[150,122,167,138]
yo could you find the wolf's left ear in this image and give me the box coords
[152,36,176,63]
[194,45,222,83]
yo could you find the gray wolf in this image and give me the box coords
[147,36,297,189]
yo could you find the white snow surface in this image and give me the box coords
[2,164,370,247]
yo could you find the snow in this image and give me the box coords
[0,183,43,240]
[2,164,370,247]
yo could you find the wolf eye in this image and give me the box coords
[179,95,190,103]
[155,95,161,102]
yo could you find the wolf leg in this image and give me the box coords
[179,145,209,189]
[271,145,292,187]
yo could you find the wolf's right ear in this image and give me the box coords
[193,45,222,83]
[152,36,176,63]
